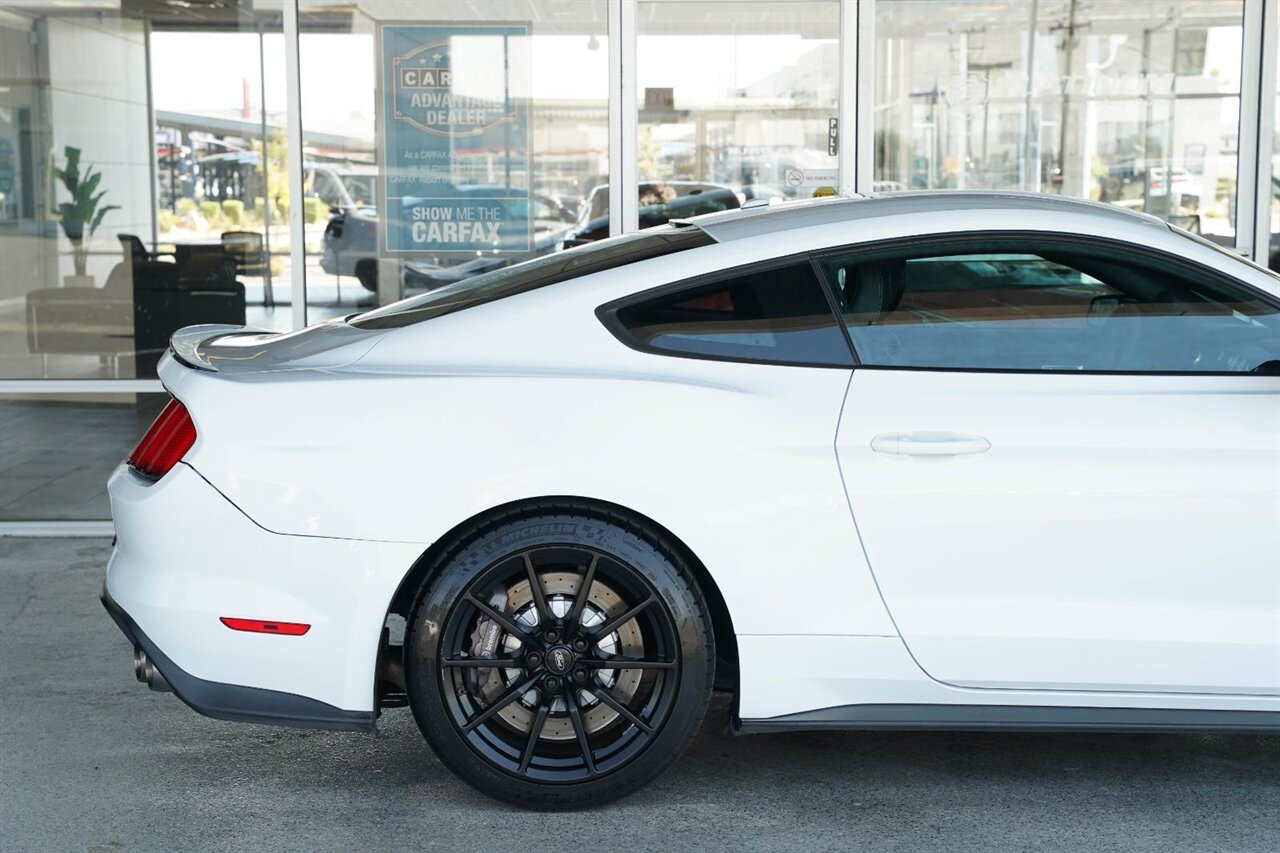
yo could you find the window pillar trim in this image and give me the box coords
[609,0,638,236]
[283,1,307,330]
[1249,0,1278,268]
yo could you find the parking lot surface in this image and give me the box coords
[2,537,1277,852]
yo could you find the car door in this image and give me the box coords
[826,233,1280,696]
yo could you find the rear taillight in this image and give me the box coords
[128,398,197,480]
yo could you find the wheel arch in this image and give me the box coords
[383,495,740,695]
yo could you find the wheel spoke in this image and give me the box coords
[465,593,534,646]
[588,685,655,734]
[564,686,597,777]
[590,595,655,639]
[565,554,598,629]
[442,657,522,668]
[584,656,676,671]
[462,674,539,733]
[523,553,554,628]
[518,701,551,774]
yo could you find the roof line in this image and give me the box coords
[692,191,1169,242]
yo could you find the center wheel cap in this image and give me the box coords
[545,645,575,676]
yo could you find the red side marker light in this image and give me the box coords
[220,617,310,636]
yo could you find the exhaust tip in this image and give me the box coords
[132,647,171,693]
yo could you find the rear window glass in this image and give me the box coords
[350,227,715,330]
[610,262,852,366]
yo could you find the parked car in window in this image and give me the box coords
[578,180,738,224]
[307,163,377,210]
[532,176,588,220]
[105,193,1280,810]
[560,181,741,246]
[320,188,577,292]
[320,204,381,290]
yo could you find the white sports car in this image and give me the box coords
[103,193,1280,808]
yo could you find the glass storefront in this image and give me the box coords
[874,0,1246,245]
[150,23,293,331]
[0,0,1275,525]
[0,2,287,382]
[637,2,841,201]
[296,1,609,312]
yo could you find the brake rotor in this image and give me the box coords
[481,570,643,741]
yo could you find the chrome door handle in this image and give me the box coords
[870,431,991,456]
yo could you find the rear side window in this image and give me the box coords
[609,262,852,366]
[818,238,1280,373]
[351,227,714,329]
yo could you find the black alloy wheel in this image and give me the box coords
[405,511,714,809]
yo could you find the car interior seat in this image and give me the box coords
[842,260,907,325]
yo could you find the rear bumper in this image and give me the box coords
[105,461,422,721]
[101,587,374,732]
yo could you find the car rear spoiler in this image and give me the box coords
[169,321,384,374]
[169,325,265,372]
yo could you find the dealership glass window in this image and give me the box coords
[150,23,292,332]
[0,393,168,521]
[873,0,1246,246]
[636,1,841,205]
[0,3,287,381]
[297,0,608,317]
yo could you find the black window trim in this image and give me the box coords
[808,229,1280,378]
[353,226,716,330]
[595,251,858,370]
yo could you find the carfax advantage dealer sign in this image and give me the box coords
[378,23,531,254]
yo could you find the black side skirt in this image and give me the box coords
[736,703,1280,735]
[101,589,376,733]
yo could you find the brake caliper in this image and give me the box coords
[464,588,509,697]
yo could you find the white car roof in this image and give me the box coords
[687,191,1170,244]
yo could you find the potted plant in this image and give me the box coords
[53,146,119,287]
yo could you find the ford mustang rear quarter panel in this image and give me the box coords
[106,461,422,712]
[162,356,889,643]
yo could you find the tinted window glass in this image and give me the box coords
[613,263,851,365]
[820,239,1280,372]
[351,227,714,329]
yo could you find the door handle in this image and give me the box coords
[870,431,991,456]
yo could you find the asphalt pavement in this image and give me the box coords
[2,536,1277,852]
